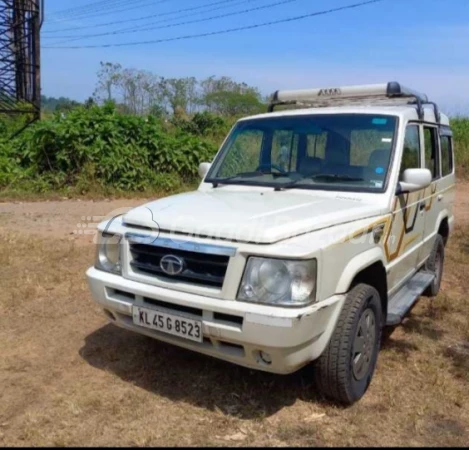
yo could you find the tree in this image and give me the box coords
[200,76,265,116]
[84,97,96,109]
[161,77,198,115]
[55,99,81,113]
[93,62,122,103]
[91,62,266,117]
[93,62,167,116]
[41,95,81,113]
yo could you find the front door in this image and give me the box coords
[386,124,427,294]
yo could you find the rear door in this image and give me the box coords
[438,128,457,233]
[419,125,456,263]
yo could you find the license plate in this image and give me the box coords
[132,306,203,343]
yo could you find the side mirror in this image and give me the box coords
[397,168,432,194]
[198,162,211,180]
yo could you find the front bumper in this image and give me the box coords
[86,267,345,374]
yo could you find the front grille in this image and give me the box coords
[129,242,230,288]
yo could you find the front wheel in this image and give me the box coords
[313,283,383,405]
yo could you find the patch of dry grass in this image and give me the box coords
[1,223,469,446]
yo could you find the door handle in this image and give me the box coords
[437,194,443,202]
[419,202,426,211]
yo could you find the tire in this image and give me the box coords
[423,235,445,297]
[382,324,398,342]
[313,283,383,405]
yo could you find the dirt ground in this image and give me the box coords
[1,185,469,446]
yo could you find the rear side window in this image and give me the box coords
[400,125,420,179]
[424,127,440,179]
[440,135,453,176]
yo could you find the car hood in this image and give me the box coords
[122,188,385,244]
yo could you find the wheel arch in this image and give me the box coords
[437,216,450,246]
[336,248,388,318]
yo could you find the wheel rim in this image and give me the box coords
[352,308,376,381]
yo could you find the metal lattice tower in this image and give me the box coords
[0,0,42,121]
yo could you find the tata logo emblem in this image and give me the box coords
[318,88,342,97]
[160,255,185,276]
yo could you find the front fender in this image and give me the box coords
[335,247,387,294]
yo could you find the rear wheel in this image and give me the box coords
[313,283,383,405]
[423,234,445,297]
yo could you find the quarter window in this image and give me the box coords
[424,127,440,179]
[400,125,420,179]
[440,135,453,176]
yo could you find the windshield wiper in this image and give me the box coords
[310,173,365,182]
[211,171,286,188]
[275,174,364,191]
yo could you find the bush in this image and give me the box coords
[0,104,220,192]
[451,117,469,175]
[0,139,27,186]
[3,104,467,196]
[170,111,233,147]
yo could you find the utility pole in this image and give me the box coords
[0,0,42,132]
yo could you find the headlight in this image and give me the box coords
[95,232,122,274]
[238,257,317,306]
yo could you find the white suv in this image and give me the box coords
[87,82,456,404]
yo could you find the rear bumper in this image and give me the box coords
[86,267,345,374]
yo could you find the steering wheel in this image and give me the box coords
[255,163,288,175]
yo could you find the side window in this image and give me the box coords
[424,127,440,179]
[306,133,327,159]
[440,135,454,176]
[271,131,299,172]
[400,125,421,179]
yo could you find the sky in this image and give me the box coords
[41,0,469,114]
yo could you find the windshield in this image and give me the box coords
[206,114,397,192]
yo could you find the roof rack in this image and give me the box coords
[268,82,440,122]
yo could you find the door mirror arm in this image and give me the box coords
[395,183,405,196]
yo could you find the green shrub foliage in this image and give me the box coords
[1,103,468,195]
[0,104,223,191]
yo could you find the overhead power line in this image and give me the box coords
[43,0,254,34]
[44,0,385,49]
[49,0,135,18]
[49,0,151,20]
[45,0,305,43]
[47,0,172,23]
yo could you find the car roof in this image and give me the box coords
[240,105,450,126]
